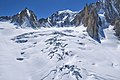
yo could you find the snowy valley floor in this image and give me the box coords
[0,22,120,80]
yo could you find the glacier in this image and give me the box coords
[0,22,120,80]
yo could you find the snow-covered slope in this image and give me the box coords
[0,22,120,80]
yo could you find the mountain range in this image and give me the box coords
[0,0,120,42]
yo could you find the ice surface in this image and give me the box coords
[0,22,120,80]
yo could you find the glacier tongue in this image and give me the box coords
[0,22,120,80]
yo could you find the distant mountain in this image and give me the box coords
[39,10,78,27]
[0,16,11,21]
[0,8,39,28]
[11,8,39,28]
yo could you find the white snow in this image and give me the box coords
[0,22,120,80]
[63,15,68,20]
[58,9,78,14]
[26,9,31,17]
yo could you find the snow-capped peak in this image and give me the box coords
[58,9,78,14]
[18,8,31,17]
[11,8,38,28]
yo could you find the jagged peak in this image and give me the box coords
[18,8,34,17]
[15,8,37,21]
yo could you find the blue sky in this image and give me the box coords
[0,0,97,18]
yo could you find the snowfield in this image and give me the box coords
[0,22,120,80]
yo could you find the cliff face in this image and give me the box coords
[100,0,120,24]
[114,20,120,38]
[86,7,101,42]
[102,0,120,39]
[73,3,102,42]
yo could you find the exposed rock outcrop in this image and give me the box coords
[86,7,101,42]
[38,18,51,27]
[73,4,102,42]
[100,0,120,39]
[100,0,120,24]
[114,20,120,38]
[0,16,11,21]
[38,10,78,27]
